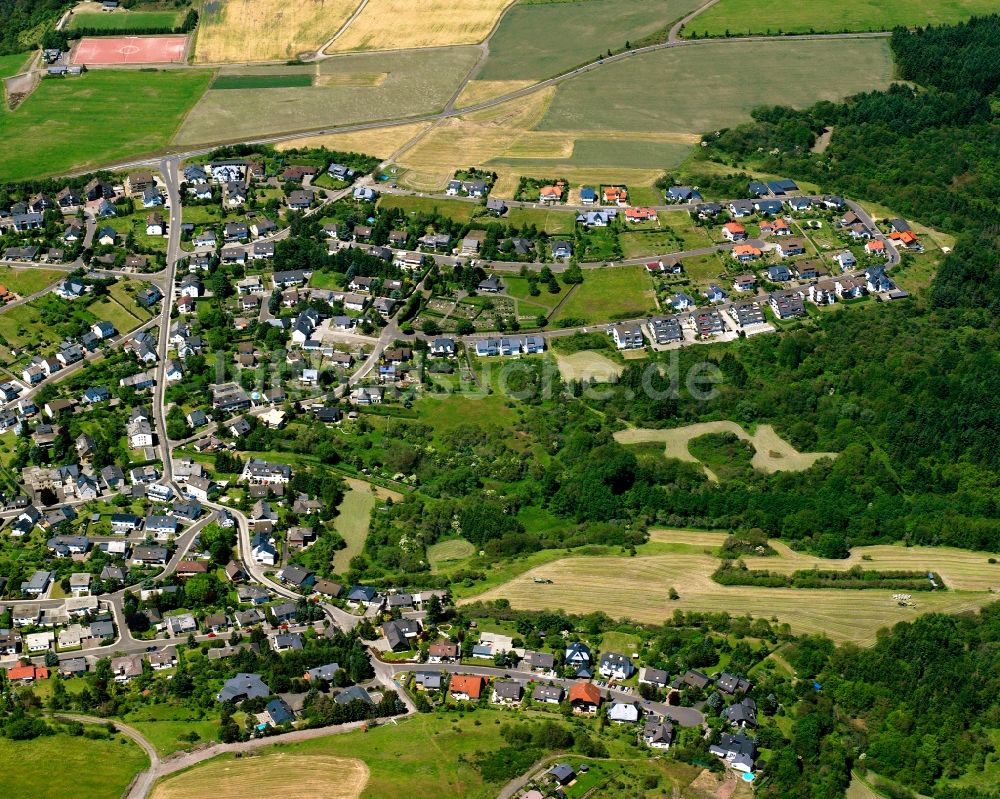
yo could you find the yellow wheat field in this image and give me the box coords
[152,754,369,799]
[275,122,432,158]
[195,0,358,63]
[327,0,516,52]
[453,79,536,108]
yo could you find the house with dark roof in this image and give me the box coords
[217,673,270,704]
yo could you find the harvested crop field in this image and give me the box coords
[195,0,358,63]
[453,79,536,108]
[615,421,838,476]
[466,545,997,644]
[537,38,893,133]
[274,121,432,157]
[478,0,703,80]
[328,0,516,52]
[686,0,1000,37]
[151,753,368,799]
[554,351,624,383]
[174,47,480,145]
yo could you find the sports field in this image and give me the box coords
[328,0,515,52]
[466,530,1000,644]
[72,35,189,65]
[68,10,184,30]
[685,0,1000,37]
[0,731,149,799]
[478,0,703,80]
[555,265,656,324]
[152,754,368,799]
[174,48,480,144]
[195,0,358,63]
[615,421,839,477]
[537,38,894,133]
[0,69,211,180]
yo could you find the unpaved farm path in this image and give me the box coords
[614,421,838,479]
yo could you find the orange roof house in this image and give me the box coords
[603,186,628,205]
[772,218,791,234]
[6,665,48,682]
[890,230,919,246]
[449,674,486,700]
[732,244,762,261]
[865,239,886,253]
[722,222,747,241]
[569,681,602,711]
[625,207,656,223]
[539,183,565,203]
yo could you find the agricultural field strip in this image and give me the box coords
[54,31,893,175]
[464,537,999,644]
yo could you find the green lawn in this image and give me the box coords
[0,265,65,295]
[686,0,999,36]
[378,194,479,223]
[0,730,149,799]
[155,711,513,799]
[597,630,641,656]
[478,0,703,80]
[0,69,212,181]
[332,482,377,573]
[68,10,184,30]
[0,51,31,78]
[555,265,656,324]
[181,204,223,224]
[537,38,893,134]
[119,703,220,756]
[428,537,476,571]
[87,294,144,334]
[502,206,575,234]
[211,74,314,90]
[502,275,564,311]
[0,302,51,349]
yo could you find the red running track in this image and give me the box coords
[72,35,188,65]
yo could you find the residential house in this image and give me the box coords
[599,652,636,680]
[492,681,524,705]
[569,681,601,714]
[449,675,486,701]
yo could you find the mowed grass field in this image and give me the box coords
[0,69,211,180]
[378,194,480,223]
[0,51,32,78]
[428,537,476,571]
[174,48,479,144]
[332,478,389,573]
[195,0,358,63]
[478,0,703,80]
[467,529,1000,644]
[328,0,515,52]
[615,421,839,476]
[555,265,656,324]
[686,0,1000,36]
[152,754,368,799]
[537,38,894,133]
[153,713,510,799]
[1,731,149,799]
[0,265,65,295]
[554,350,624,382]
[68,10,183,30]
